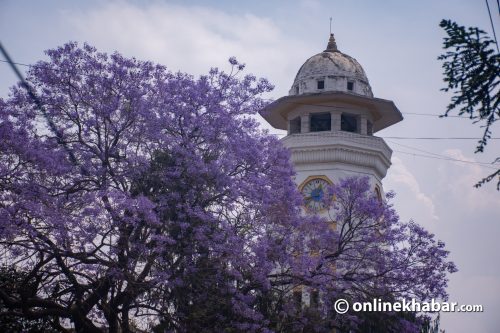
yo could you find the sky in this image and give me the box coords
[1,0,499,331]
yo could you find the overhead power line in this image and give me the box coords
[340,135,498,168]
[267,132,498,169]
[270,99,466,118]
[2,48,496,173]
[485,0,500,53]
[388,140,498,169]
[0,42,83,171]
[0,59,32,69]
[4,57,496,142]
[403,112,463,118]
[0,59,481,120]
[383,136,500,140]
[393,150,498,170]
[269,132,500,140]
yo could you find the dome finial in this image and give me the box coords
[325,33,338,52]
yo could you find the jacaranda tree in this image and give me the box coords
[0,43,455,333]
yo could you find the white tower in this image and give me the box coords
[261,33,403,212]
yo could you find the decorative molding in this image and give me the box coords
[282,131,392,178]
[298,175,333,192]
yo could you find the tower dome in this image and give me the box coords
[289,34,373,97]
[261,33,402,134]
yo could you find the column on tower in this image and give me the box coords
[300,113,310,133]
[360,115,368,135]
[330,111,341,132]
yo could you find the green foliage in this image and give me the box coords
[438,19,500,189]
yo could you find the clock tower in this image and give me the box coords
[261,33,403,213]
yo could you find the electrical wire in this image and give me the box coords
[266,131,498,169]
[2,50,499,169]
[0,42,85,173]
[485,0,500,53]
[388,140,498,168]
[0,59,476,120]
[393,150,498,170]
[264,99,466,118]
[383,136,500,140]
[269,132,500,140]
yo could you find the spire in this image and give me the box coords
[325,33,338,52]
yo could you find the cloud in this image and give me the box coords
[299,0,321,11]
[437,149,500,210]
[442,273,500,333]
[385,156,439,221]
[63,1,310,98]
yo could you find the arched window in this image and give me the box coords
[293,288,302,309]
[341,113,359,133]
[310,113,331,132]
[347,81,354,91]
[375,186,382,202]
[310,289,320,308]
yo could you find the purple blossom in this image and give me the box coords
[0,43,455,333]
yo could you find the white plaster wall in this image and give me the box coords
[290,76,372,96]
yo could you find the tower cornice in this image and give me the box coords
[281,131,392,179]
[261,91,403,133]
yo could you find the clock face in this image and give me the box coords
[301,178,331,213]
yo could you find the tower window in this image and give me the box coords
[375,186,382,202]
[347,81,354,91]
[317,80,325,90]
[341,113,358,133]
[295,85,299,94]
[310,290,320,308]
[310,113,331,132]
[293,289,302,309]
[289,116,301,134]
